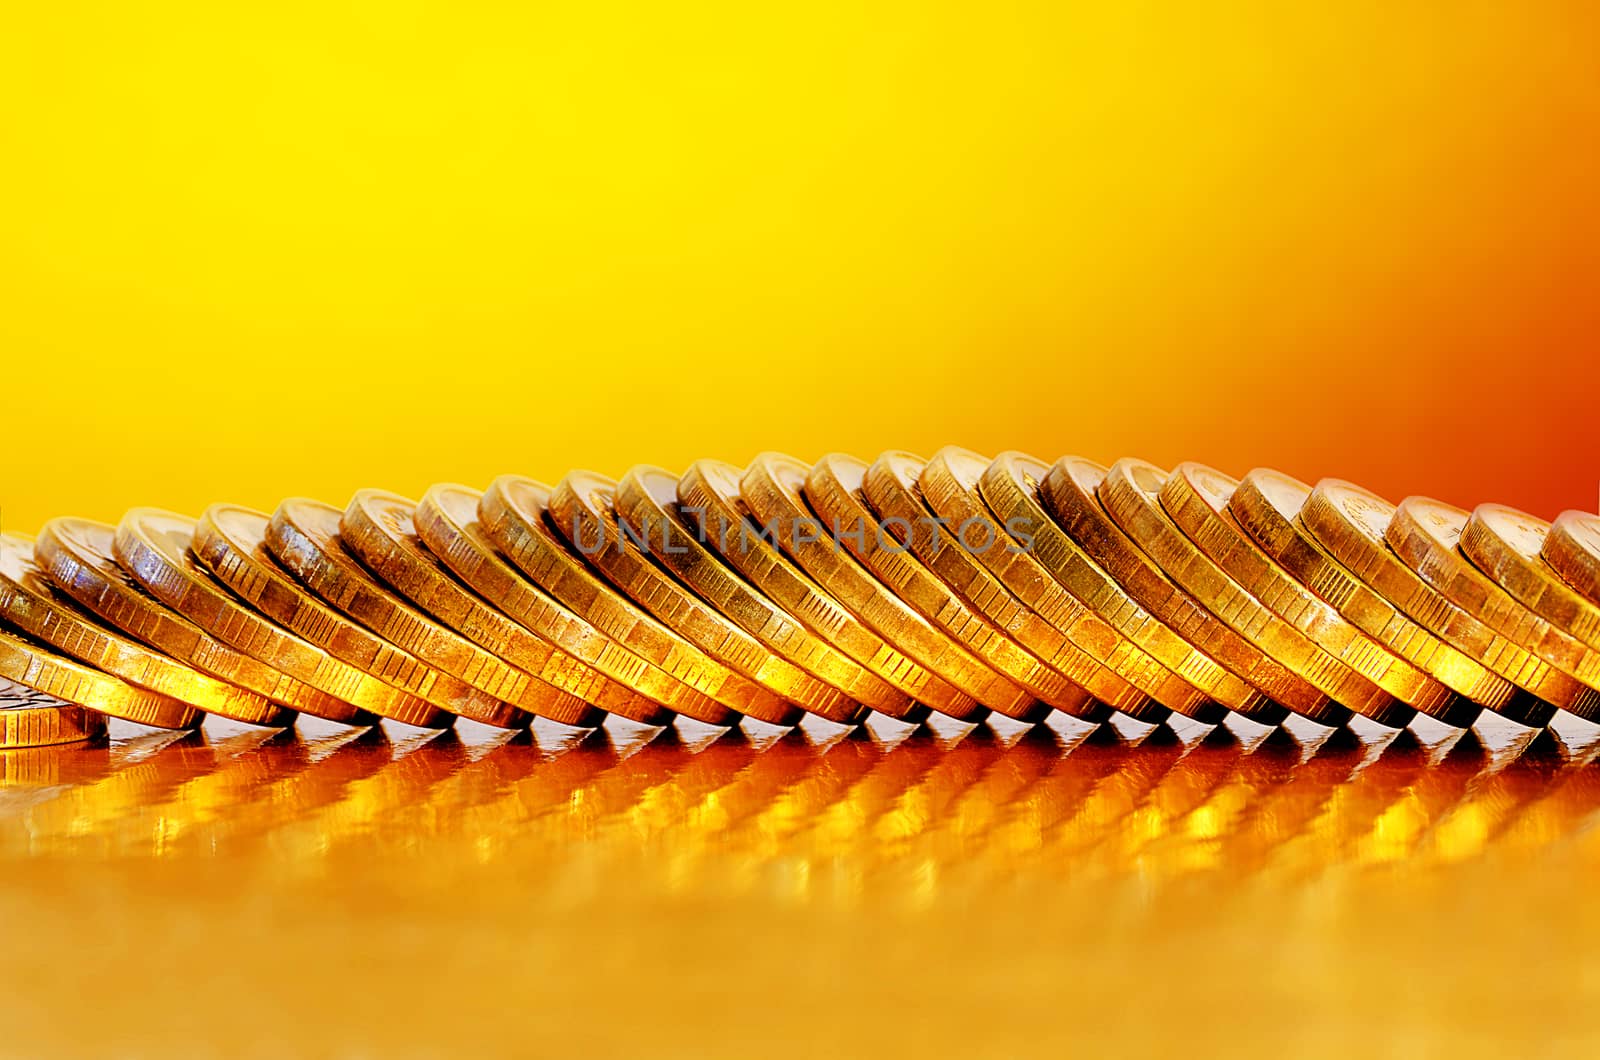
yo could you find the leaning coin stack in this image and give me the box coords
[5,450,1600,755]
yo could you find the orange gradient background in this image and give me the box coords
[2,1,1596,533]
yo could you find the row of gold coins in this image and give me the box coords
[5,450,1600,749]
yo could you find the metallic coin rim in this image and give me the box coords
[921,448,1221,721]
[804,452,1079,722]
[618,465,901,721]
[0,622,197,731]
[677,458,972,720]
[1387,496,1600,708]
[411,485,689,724]
[1542,511,1600,603]
[1098,460,1370,727]
[740,452,1013,721]
[1166,463,1458,720]
[267,498,538,730]
[112,509,377,726]
[340,490,630,727]
[0,700,107,749]
[548,470,812,726]
[34,519,310,726]
[972,450,1256,720]
[477,475,742,726]
[1299,481,1570,727]
[1226,468,1503,720]
[189,506,449,729]
[0,535,222,729]
[864,449,1163,721]
[1035,455,1293,725]
[1460,504,1600,653]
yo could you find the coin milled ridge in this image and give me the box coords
[616,465,909,721]
[1227,468,1501,723]
[805,452,1080,722]
[478,475,742,726]
[863,449,1163,722]
[6,445,1591,749]
[1300,481,1569,728]
[190,506,449,728]
[678,458,970,721]
[1165,462,1468,724]
[549,470,816,726]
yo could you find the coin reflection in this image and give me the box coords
[1,716,1597,901]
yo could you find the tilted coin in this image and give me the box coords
[0,618,191,735]
[805,453,1086,723]
[37,518,341,724]
[342,490,656,727]
[677,458,974,721]
[1386,496,1600,720]
[189,506,450,728]
[920,447,1224,723]
[1,534,223,729]
[1165,462,1473,726]
[549,470,817,726]
[1542,510,1600,605]
[740,452,1015,721]
[266,499,542,730]
[477,475,743,726]
[410,485,686,725]
[114,510,377,727]
[1227,469,1507,719]
[921,445,1216,726]
[0,677,107,748]
[616,465,915,721]
[971,451,1244,722]
[1035,456,1291,726]
[862,449,1166,723]
[1461,505,1600,653]
[1299,482,1572,727]
[416,486,710,726]
[1099,460,1389,727]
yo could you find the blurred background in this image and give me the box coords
[3,1,1596,532]
[4,4,1600,1055]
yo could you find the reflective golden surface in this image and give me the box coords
[4,710,1600,1055]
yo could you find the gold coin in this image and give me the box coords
[266,499,539,730]
[114,510,377,726]
[1227,468,1508,719]
[863,450,1167,722]
[1167,462,1473,725]
[1298,481,1570,727]
[1462,505,1600,654]
[1543,510,1600,604]
[1386,495,1600,718]
[1035,456,1293,726]
[342,489,659,727]
[476,475,741,727]
[617,465,914,721]
[410,486,686,725]
[920,451,1218,724]
[1,534,226,729]
[549,471,816,726]
[806,453,1092,723]
[739,452,1017,722]
[0,678,107,748]
[36,517,344,724]
[677,459,976,721]
[1099,459,1389,726]
[192,505,453,729]
[0,619,190,735]
[970,450,1246,722]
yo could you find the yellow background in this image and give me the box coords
[4,1,1597,535]
[5,7,1600,1053]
